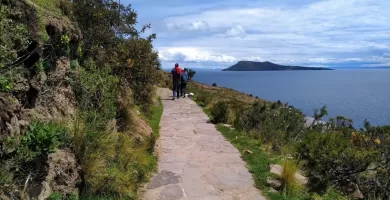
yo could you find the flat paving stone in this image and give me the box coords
[141,88,266,200]
[160,185,184,200]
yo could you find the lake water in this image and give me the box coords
[192,69,390,127]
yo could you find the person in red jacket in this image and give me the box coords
[171,63,182,100]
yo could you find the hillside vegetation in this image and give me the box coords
[0,0,165,199]
[188,81,390,200]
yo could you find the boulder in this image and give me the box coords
[352,185,364,199]
[266,177,282,189]
[270,164,283,176]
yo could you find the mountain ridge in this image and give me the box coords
[222,61,333,71]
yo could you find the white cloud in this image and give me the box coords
[222,25,246,38]
[166,20,209,31]
[157,0,390,66]
[158,47,238,63]
[361,62,390,67]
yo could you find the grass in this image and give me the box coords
[30,0,62,14]
[66,97,163,199]
[281,159,300,192]
[217,125,272,190]
[148,97,163,138]
[217,126,313,200]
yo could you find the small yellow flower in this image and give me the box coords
[126,58,134,67]
[351,132,356,137]
[375,138,381,144]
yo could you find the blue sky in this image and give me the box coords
[124,0,390,69]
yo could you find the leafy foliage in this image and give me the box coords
[211,101,229,123]
[0,122,69,194]
[3,122,68,162]
[234,101,305,151]
[0,73,12,91]
[298,130,378,191]
[57,34,71,57]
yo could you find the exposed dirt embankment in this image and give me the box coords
[1,0,82,139]
[1,0,82,198]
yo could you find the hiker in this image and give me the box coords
[171,63,182,100]
[180,68,188,97]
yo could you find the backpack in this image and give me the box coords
[181,72,188,83]
[172,67,182,80]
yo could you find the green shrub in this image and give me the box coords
[41,33,49,43]
[0,166,13,189]
[195,93,212,106]
[34,59,45,72]
[312,188,350,200]
[72,60,119,128]
[75,45,83,59]
[235,102,305,151]
[212,83,217,87]
[211,101,229,124]
[70,59,79,70]
[297,130,379,193]
[57,34,71,57]
[1,121,69,194]
[0,74,12,92]
[16,121,69,161]
[238,102,267,131]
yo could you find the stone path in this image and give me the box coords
[140,88,266,200]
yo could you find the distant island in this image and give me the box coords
[222,61,333,71]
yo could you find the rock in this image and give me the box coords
[266,177,282,189]
[0,94,21,137]
[28,149,79,200]
[295,172,308,186]
[9,116,21,136]
[160,185,183,200]
[352,186,364,199]
[269,188,278,193]
[147,171,181,189]
[269,164,283,176]
[11,70,29,92]
[30,71,47,91]
[18,120,29,129]
[244,150,253,154]
[222,124,232,128]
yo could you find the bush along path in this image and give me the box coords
[140,88,266,200]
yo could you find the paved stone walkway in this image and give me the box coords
[141,88,266,200]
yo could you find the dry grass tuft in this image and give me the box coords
[281,158,300,192]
